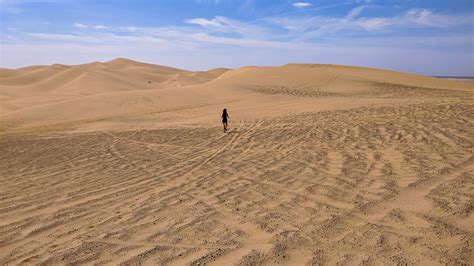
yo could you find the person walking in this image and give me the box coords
[222,108,229,133]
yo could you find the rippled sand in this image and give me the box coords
[1,59,473,264]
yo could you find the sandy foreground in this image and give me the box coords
[0,59,473,265]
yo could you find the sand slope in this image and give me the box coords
[1,60,471,132]
[0,58,228,114]
[0,59,473,265]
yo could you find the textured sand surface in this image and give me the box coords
[1,59,473,265]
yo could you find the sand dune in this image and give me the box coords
[0,58,228,115]
[1,59,471,132]
[213,64,473,95]
[0,59,473,264]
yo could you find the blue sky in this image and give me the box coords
[1,0,473,75]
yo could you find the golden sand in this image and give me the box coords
[1,59,473,264]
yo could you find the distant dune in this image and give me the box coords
[1,58,471,132]
[1,59,473,265]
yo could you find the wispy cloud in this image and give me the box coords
[266,7,473,40]
[403,9,473,28]
[185,18,223,27]
[92,25,109,30]
[26,7,472,51]
[73,22,110,30]
[345,5,368,19]
[293,2,311,8]
[2,1,473,75]
[185,16,267,38]
[73,22,88,29]
[27,32,168,44]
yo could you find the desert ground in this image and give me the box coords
[0,59,473,265]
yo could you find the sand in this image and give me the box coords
[0,58,473,265]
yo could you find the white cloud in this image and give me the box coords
[189,33,293,48]
[4,37,472,76]
[51,8,472,52]
[356,17,390,31]
[267,7,473,40]
[73,23,110,30]
[28,33,100,42]
[345,5,367,19]
[185,18,223,27]
[185,16,267,38]
[27,32,168,45]
[92,25,109,30]
[120,26,138,32]
[403,9,472,28]
[293,2,311,8]
[3,4,473,75]
[73,22,88,29]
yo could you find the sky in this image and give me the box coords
[1,0,473,76]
